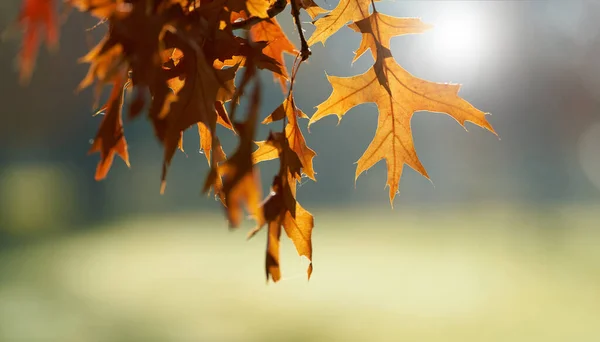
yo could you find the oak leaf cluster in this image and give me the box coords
[12,0,495,282]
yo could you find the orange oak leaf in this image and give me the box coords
[202,135,228,205]
[157,42,238,193]
[251,132,313,282]
[197,105,232,165]
[88,73,130,180]
[12,0,498,284]
[16,0,58,85]
[77,34,125,105]
[261,94,317,180]
[309,11,496,205]
[216,85,264,228]
[249,18,297,90]
[307,0,373,46]
[251,140,278,164]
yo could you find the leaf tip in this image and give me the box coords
[160,180,167,195]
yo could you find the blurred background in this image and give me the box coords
[1,0,599,341]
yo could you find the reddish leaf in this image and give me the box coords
[17,0,58,84]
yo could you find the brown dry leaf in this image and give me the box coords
[309,13,495,205]
[307,0,373,46]
[88,73,130,180]
[156,42,238,193]
[216,85,264,228]
[252,132,313,282]
[261,94,317,180]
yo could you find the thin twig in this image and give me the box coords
[290,0,311,61]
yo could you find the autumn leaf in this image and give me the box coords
[251,132,314,282]
[16,0,58,85]
[307,0,373,46]
[261,94,317,180]
[216,85,264,227]
[245,0,273,18]
[13,0,498,283]
[88,73,130,180]
[77,33,125,104]
[197,104,232,164]
[202,135,228,205]
[309,11,496,204]
[348,12,432,63]
[249,18,297,90]
[156,43,238,193]
[228,0,273,19]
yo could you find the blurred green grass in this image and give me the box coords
[0,204,599,341]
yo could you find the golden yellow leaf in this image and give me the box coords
[249,18,297,90]
[310,53,495,205]
[252,140,279,164]
[348,12,432,63]
[252,132,314,282]
[217,85,264,228]
[262,95,317,180]
[307,0,372,46]
[243,0,272,18]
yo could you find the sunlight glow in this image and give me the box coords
[427,4,490,67]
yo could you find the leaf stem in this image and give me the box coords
[290,0,311,61]
[370,0,377,13]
